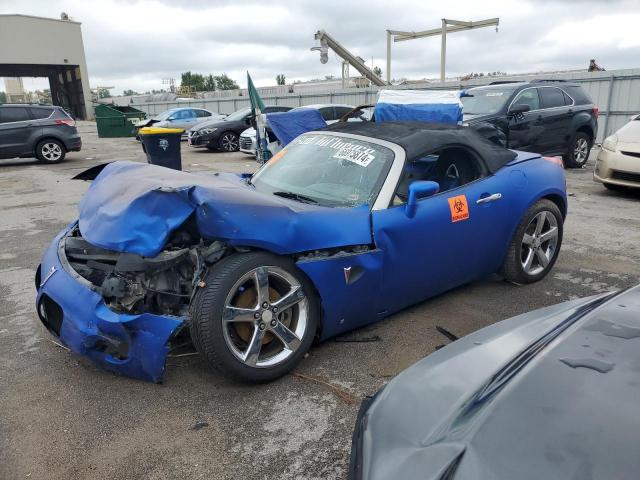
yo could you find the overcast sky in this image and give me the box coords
[1,0,639,94]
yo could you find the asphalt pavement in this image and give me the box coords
[1,122,639,479]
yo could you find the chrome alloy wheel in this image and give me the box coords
[221,133,238,151]
[521,210,559,276]
[573,137,589,164]
[41,142,63,161]
[222,266,308,368]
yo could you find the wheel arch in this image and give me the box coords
[541,192,567,219]
[35,135,68,154]
[575,124,594,144]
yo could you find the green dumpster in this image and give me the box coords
[94,104,147,138]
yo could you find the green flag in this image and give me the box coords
[247,72,265,114]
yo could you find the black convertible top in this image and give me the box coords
[324,121,517,173]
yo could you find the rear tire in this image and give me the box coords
[502,199,563,284]
[563,132,591,168]
[36,139,66,163]
[190,252,319,383]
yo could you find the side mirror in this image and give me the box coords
[406,181,440,218]
[508,104,530,116]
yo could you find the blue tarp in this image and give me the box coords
[266,109,327,146]
[375,89,463,124]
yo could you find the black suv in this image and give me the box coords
[0,104,82,163]
[461,80,598,167]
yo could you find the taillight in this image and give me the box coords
[593,106,599,119]
[543,156,564,167]
[55,118,75,127]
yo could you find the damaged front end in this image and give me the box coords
[36,219,228,382]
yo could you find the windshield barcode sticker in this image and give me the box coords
[333,145,376,167]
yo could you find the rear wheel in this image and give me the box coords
[563,132,591,168]
[36,139,65,163]
[502,199,563,284]
[219,132,239,152]
[190,252,319,382]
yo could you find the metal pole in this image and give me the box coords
[440,19,447,82]
[603,74,615,141]
[386,30,392,84]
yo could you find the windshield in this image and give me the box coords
[225,108,251,122]
[461,88,515,115]
[251,134,394,208]
[152,110,176,121]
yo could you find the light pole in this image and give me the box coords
[386,17,499,83]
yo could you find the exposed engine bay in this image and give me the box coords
[63,217,226,316]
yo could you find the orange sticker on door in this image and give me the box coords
[448,195,470,222]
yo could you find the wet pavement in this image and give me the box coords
[1,122,639,479]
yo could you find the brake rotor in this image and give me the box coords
[232,286,293,345]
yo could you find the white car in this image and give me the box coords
[238,104,371,156]
[594,114,640,190]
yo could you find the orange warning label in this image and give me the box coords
[265,149,286,166]
[448,195,470,222]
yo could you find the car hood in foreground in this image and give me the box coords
[78,161,372,257]
[361,286,640,480]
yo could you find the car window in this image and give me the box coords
[251,133,395,208]
[564,85,593,105]
[0,106,31,123]
[318,107,336,121]
[30,108,54,120]
[225,108,252,122]
[539,87,567,109]
[334,107,354,119]
[196,110,211,118]
[561,91,573,106]
[512,88,540,111]
[461,87,515,115]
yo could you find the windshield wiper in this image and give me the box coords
[272,191,318,204]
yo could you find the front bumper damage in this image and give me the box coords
[35,224,185,382]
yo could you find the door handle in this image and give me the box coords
[476,193,502,204]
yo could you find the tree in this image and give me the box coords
[123,89,139,96]
[98,88,111,99]
[373,66,382,77]
[180,71,206,91]
[0,91,6,103]
[204,74,216,91]
[276,74,286,85]
[214,73,239,90]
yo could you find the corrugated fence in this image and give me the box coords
[131,68,640,143]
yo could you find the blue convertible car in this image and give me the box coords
[35,122,567,382]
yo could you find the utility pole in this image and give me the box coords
[386,17,499,83]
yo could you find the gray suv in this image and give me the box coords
[0,104,82,163]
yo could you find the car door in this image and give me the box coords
[371,174,511,316]
[507,88,542,151]
[536,86,573,153]
[0,106,34,158]
[169,109,197,130]
[194,109,212,127]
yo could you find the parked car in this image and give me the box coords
[0,104,81,163]
[594,114,640,190]
[239,104,370,156]
[461,80,598,168]
[36,122,566,383]
[190,105,291,152]
[349,285,640,480]
[134,108,224,136]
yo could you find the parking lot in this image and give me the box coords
[1,121,639,480]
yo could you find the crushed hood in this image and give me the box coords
[363,287,640,480]
[78,161,372,256]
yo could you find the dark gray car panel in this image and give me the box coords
[353,286,640,480]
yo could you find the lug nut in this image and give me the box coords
[270,319,277,327]
[262,302,269,309]
[259,323,266,330]
[254,312,261,319]
[272,306,278,313]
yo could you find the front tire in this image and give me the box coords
[218,132,239,152]
[502,199,563,284]
[190,252,319,383]
[563,132,591,168]
[36,139,66,163]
